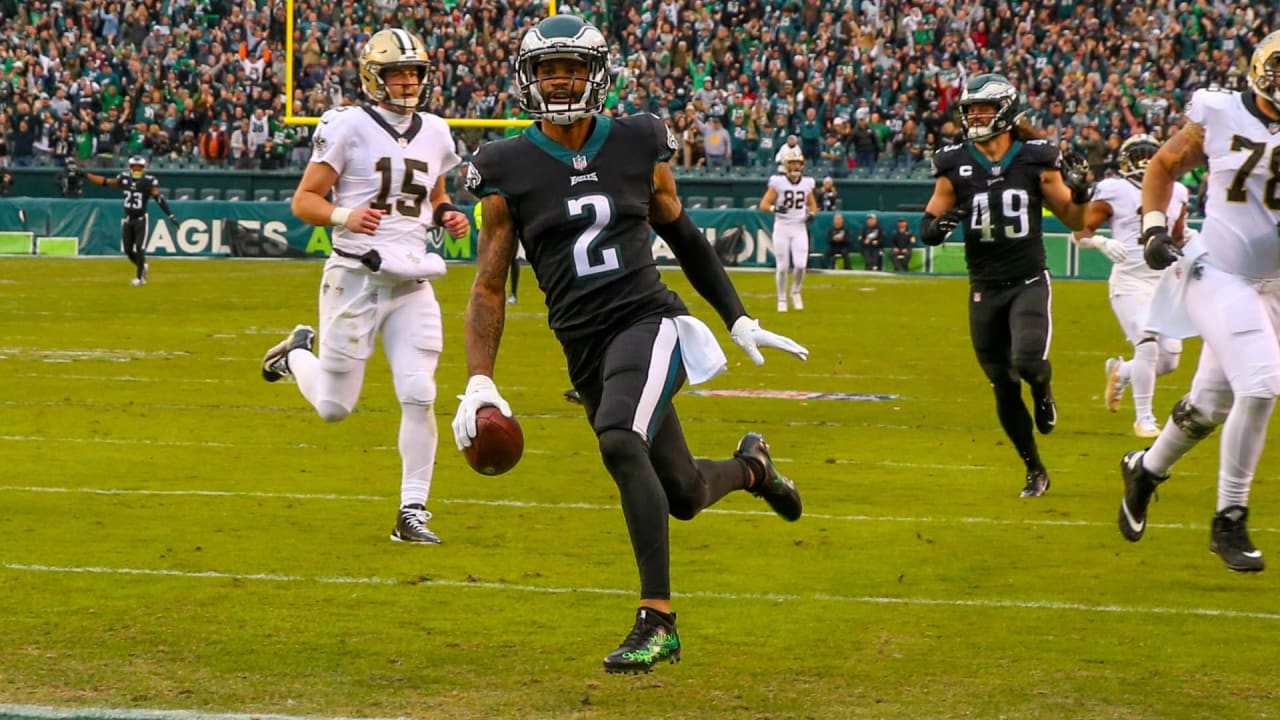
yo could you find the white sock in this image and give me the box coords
[1143,418,1203,476]
[399,403,438,507]
[288,348,322,406]
[1129,341,1159,421]
[775,269,789,302]
[1217,395,1275,511]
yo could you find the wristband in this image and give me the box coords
[432,202,461,226]
[1141,210,1167,234]
[330,207,352,227]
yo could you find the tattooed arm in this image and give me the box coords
[1142,122,1206,224]
[464,194,519,378]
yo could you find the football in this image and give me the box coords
[463,405,524,476]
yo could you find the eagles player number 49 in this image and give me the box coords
[1227,135,1280,209]
[371,157,431,218]
[567,193,620,278]
[969,188,1030,242]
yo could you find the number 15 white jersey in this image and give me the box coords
[310,105,461,254]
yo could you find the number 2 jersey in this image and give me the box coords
[1189,88,1280,278]
[767,174,815,227]
[115,173,160,219]
[466,114,688,341]
[932,138,1060,285]
[309,105,461,255]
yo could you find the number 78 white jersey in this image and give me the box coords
[1189,88,1280,278]
[310,105,461,253]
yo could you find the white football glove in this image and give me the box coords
[1100,237,1128,264]
[730,316,809,365]
[451,375,513,451]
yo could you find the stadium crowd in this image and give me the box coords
[0,0,1276,181]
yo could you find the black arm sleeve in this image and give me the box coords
[651,210,747,329]
[919,212,948,246]
[154,193,173,216]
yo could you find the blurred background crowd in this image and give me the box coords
[0,0,1276,184]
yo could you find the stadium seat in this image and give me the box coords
[199,188,222,201]
[712,196,734,209]
[684,195,708,209]
[224,189,247,201]
[173,187,196,200]
[277,189,295,202]
[253,188,276,202]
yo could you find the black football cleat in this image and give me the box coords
[390,504,442,544]
[1209,505,1264,572]
[261,324,315,382]
[736,432,801,521]
[603,608,681,674]
[1020,467,1050,498]
[1033,388,1057,435]
[1118,449,1166,542]
[563,388,583,405]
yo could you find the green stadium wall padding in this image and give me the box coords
[0,199,1110,278]
[36,237,80,256]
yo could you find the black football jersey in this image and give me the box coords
[932,138,1059,284]
[467,114,687,341]
[116,173,160,218]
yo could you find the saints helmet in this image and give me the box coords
[128,155,147,178]
[781,148,805,181]
[359,28,430,110]
[1249,30,1280,108]
[1118,134,1160,180]
[957,73,1020,142]
[515,15,610,125]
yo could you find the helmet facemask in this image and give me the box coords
[516,17,610,125]
[128,156,146,178]
[958,74,1019,143]
[1250,31,1280,108]
[1118,134,1159,181]
[786,158,804,182]
[359,29,431,111]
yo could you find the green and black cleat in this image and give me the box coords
[736,432,802,521]
[603,608,681,674]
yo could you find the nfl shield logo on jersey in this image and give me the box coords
[573,155,588,171]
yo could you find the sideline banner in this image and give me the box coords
[0,199,1112,278]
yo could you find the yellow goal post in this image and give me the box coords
[283,0,557,128]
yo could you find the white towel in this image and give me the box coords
[674,315,728,385]
[376,248,447,283]
[1144,234,1207,340]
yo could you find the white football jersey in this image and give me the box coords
[1188,88,1280,278]
[1094,176,1188,295]
[767,174,815,227]
[310,105,461,254]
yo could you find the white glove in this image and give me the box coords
[1072,234,1103,250]
[730,316,809,365]
[1100,237,1128,264]
[451,375,513,450]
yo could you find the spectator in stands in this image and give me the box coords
[692,112,732,169]
[890,217,916,272]
[231,119,253,170]
[849,113,879,170]
[200,123,230,168]
[816,176,840,211]
[859,213,884,272]
[820,131,848,178]
[824,214,854,271]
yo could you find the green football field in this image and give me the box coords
[1,257,1277,720]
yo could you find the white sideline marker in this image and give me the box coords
[5,563,1279,622]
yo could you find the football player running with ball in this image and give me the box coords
[262,28,470,545]
[453,15,808,674]
[1071,134,1190,438]
[919,73,1090,498]
[1117,31,1280,573]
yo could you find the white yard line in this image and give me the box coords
[0,703,409,720]
[4,562,1277,621]
[0,485,1251,533]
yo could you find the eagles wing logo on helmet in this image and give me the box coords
[1249,30,1280,108]
[515,15,610,126]
[359,28,431,110]
[464,162,482,193]
[957,73,1020,143]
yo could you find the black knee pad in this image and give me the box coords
[1171,397,1217,439]
[597,428,649,481]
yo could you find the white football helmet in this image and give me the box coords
[1118,134,1160,181]
[1249,30,1280,108]
[516,15,610,125]
[781,148,805,181]
[128,155,147,178]
[359,28,430,110]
